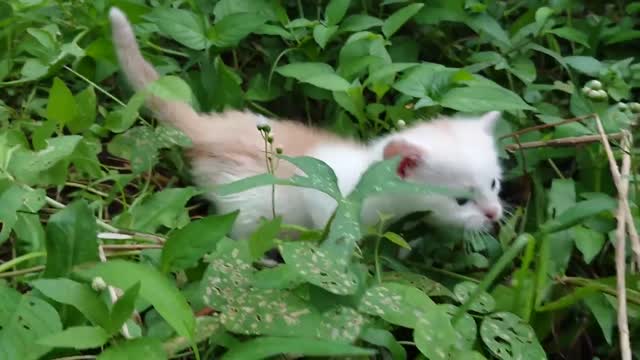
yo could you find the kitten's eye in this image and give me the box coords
[491,179,497,190]
[456,198,469,206]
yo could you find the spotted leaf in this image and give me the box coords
[454,281,496,314]
[280,242,359,295]
[413,305,457,360]
[316,306,367,343]
[357,282,435,328]
[441,304,477,350]
[201,240,254,309]
[383,272,456,299]
[480,312,546,360]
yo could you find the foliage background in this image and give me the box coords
[0,0,639,359]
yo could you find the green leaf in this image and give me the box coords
[0,182,45,244]
[31,278,110,329]
[564,56,603,77]
[548,27,590,47]
[249,216,282,260]
[572,226,605,264]
[468,14,511,47]
[208,12,267,48]
[539,197,617,235]
[0,286,62,360]
[68,86,96,133]
[358,282,436,328]
[220,337,375,360]
[145,8,208,50]
[80,260,196,342]
[382,3,424,38]
[97,338,167,360]
[360,327,407,360]
[276,62,350,91]
[454,281,496,314]
[325,0,350,25]
[105,92,146,133]
[584,293,614,345]
[313,24,338,49]
[107,126,161,174]
[8,135,82,185]
[383,231,411,249]
[147,75,192,103]
[43,200,98,278]
[280,242,359,295]
[340,14,383,32]
[440,85,534,112]
[480,312,546,360]
[161,211,238,272]
[38,326,110,350]
[116,187,201,232]
[107,282,141,335]
[47,77,77,125]
[414,306,458,360]
[382,272,455,298]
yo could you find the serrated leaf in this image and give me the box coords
[382,3,424,38]
[161,211,238,272]
[47,77,77,125]
[80,260,195,342]
[31,278,110,329]
[38,326,110,350]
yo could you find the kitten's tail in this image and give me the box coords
[108,7,202,138]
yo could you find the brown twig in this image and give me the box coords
[499,114,594,140]
[505,133,624,152]
[0,265,44,278]
[594,115,632,360]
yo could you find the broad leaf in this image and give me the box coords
[382,3,424,38]
[145,8,208,50]
[97,338,167,360]
[220,337,375,360]
[38,326,110,350]
[440,85,534,112]
[47,77,77,125]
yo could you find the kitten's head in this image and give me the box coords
[382,111,503,231]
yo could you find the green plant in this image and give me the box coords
[0,0,639,359]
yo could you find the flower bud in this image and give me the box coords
[586,79,602,90]
[629,102,640,113]
[92,277,107,291]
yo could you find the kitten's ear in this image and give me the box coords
[480,111,501,132]
[383,139,424,178]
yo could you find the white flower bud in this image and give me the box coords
[91,277,107,291]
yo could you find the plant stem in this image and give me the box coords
[0,252,46,274]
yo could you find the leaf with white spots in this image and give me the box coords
[480,312,546,360]
[280,242,359,295]
[440,304,477,350]
[357,282,435,328]
[413,304,457,360]
[454,281,496,314]
[200,240,254,309]
[321,199,362,257]
[316,306,366,343]
[383,272,456,299]
[219,288,320,337]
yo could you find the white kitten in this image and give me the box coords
[108,8,503,239]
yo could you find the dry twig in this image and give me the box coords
[505,133,624,152]
[594,116,632,360]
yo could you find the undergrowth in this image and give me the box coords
[0,0,640,359]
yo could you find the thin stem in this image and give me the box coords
[374,235,382,283]
[0,252,46,274]
[0,265,44,279]
[98,244,132,339]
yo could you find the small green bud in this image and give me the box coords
[276,147,283,154]
[581,86,591,95]
[267,133,274,143]
[629,102,640,113]
[617,102,628,111]
[397,119,406,128]
[586,79,602,90]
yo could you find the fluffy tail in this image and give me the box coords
[108,7,202,137]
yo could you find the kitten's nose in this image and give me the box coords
[482,206,499,221]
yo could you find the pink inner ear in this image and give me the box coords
[383,139,423,178]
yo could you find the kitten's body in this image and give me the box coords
[108,8,504,239]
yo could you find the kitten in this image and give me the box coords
[108,7,504,240]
